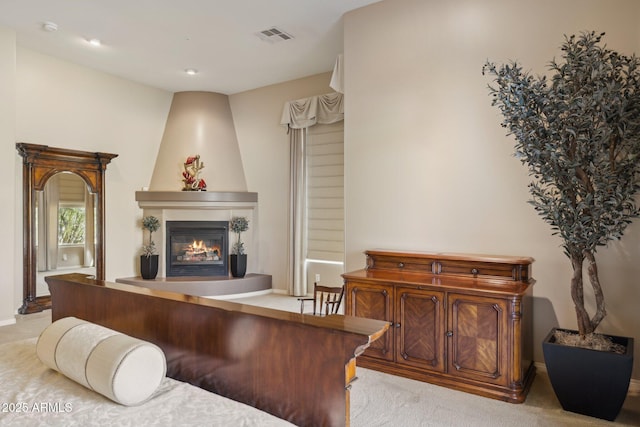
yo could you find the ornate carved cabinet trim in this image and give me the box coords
[343,249,535,403]
[16,143,117,314]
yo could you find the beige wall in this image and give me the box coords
[344,0,640,376]
[10,47,173,316]
[230,73,334,292]
[0,28,16,325]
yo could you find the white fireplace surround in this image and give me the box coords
[135,191,258,278]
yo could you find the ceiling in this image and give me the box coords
[0,0,381,94]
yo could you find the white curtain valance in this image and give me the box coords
[330,53,344,94]
[280,92,344,129]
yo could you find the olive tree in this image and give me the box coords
[483,31,640,338]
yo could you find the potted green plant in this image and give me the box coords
[140,215,160,280]
[229,216,249,278]
[483,31,639,421]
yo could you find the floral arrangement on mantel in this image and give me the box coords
[182,155,207,191]
[229,216,249,255]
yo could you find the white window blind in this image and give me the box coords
[57,173,86,204]
[306,122,344,263]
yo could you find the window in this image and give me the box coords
[305,122,344,265]
[56,173,89,245]
[58,206,86,245]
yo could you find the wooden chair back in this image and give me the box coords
[299,283,344,315]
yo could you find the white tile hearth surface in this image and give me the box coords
[1,293,638,426]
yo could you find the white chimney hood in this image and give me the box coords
[149,91,247,192]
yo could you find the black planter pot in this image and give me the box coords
[230,254,247,278]
[542,327,634,421]
[140,254,159,280]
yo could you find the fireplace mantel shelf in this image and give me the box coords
[136,191,257,209]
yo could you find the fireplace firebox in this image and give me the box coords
[165,221,228,277]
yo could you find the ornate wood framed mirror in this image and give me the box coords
[16,143,117,314]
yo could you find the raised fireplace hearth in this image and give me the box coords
[166,220,228,277]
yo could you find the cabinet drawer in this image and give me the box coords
[438,260,528,282]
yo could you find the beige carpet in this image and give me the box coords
[350,366,638,426]
[2,295,639,426]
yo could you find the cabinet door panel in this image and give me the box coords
[396,287,445,372]
[448,294,509,386]
[347,282,393,360]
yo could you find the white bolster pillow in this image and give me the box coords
[36,317,166,406]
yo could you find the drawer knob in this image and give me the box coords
[398,262,404,268]
[471,268,479,275]
[446,331,453,337]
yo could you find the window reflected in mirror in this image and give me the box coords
[35,173,97,297]
[36,173,96,270]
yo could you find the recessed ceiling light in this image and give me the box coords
[88,38,102,47]
[185,68,198,75]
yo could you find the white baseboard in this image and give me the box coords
[535,361,640,397]
[0,318,16,327]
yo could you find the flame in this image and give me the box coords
[187,240,221,255]
[192,240,205,251]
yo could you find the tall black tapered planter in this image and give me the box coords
[230,254,247,278]
[542,327,633,421]
[140,254,159,280]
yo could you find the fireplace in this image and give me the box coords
[136,191,258,279]
[165,221,228,277]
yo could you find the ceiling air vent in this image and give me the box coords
[256,27,294,43]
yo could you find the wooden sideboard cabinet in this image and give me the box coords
[343,250,536,403]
